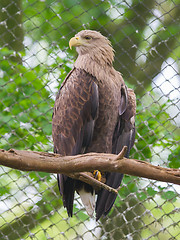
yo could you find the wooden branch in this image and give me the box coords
[0,148,180,189]
[68,172,118,194]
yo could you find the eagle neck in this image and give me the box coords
[74,54,118,84]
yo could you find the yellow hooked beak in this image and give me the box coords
[69,36,84,49]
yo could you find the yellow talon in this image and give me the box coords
[93,170,102,181]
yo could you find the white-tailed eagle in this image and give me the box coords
[52,30,136,220]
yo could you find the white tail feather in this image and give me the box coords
[78,188,95,217]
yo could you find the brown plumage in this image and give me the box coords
[52,30,136,220]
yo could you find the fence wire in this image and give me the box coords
[0,0,180,239]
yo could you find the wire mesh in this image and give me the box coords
[0,0,179,239]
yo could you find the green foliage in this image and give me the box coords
[161,190,177,202]
[0,47,53,151]
[168,144,180,169]
[132,97,179,164]
[147,187,157,197]
[0,46,56,230]
[0,0,179,238]
[137,192,147,201]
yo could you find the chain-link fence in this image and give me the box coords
[0,0,179,239]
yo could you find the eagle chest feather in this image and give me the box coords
[88,76,121,153]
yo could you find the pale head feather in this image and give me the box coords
[73,30,123,86]
[74,30,114,66]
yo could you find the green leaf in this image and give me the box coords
[147,187,157,197]
[137,192,147,201]
[168,146,180,169]
[161,191,177,202]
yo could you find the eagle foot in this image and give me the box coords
[93,170,102,182]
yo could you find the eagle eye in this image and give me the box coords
[84,36,91,40]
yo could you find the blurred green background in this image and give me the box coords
[0,0,179,239]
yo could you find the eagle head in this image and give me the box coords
[69,30,114,66]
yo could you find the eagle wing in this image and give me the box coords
[52,68,99,217]
[95,87,136,220]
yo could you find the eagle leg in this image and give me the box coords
[93,170,102,182]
